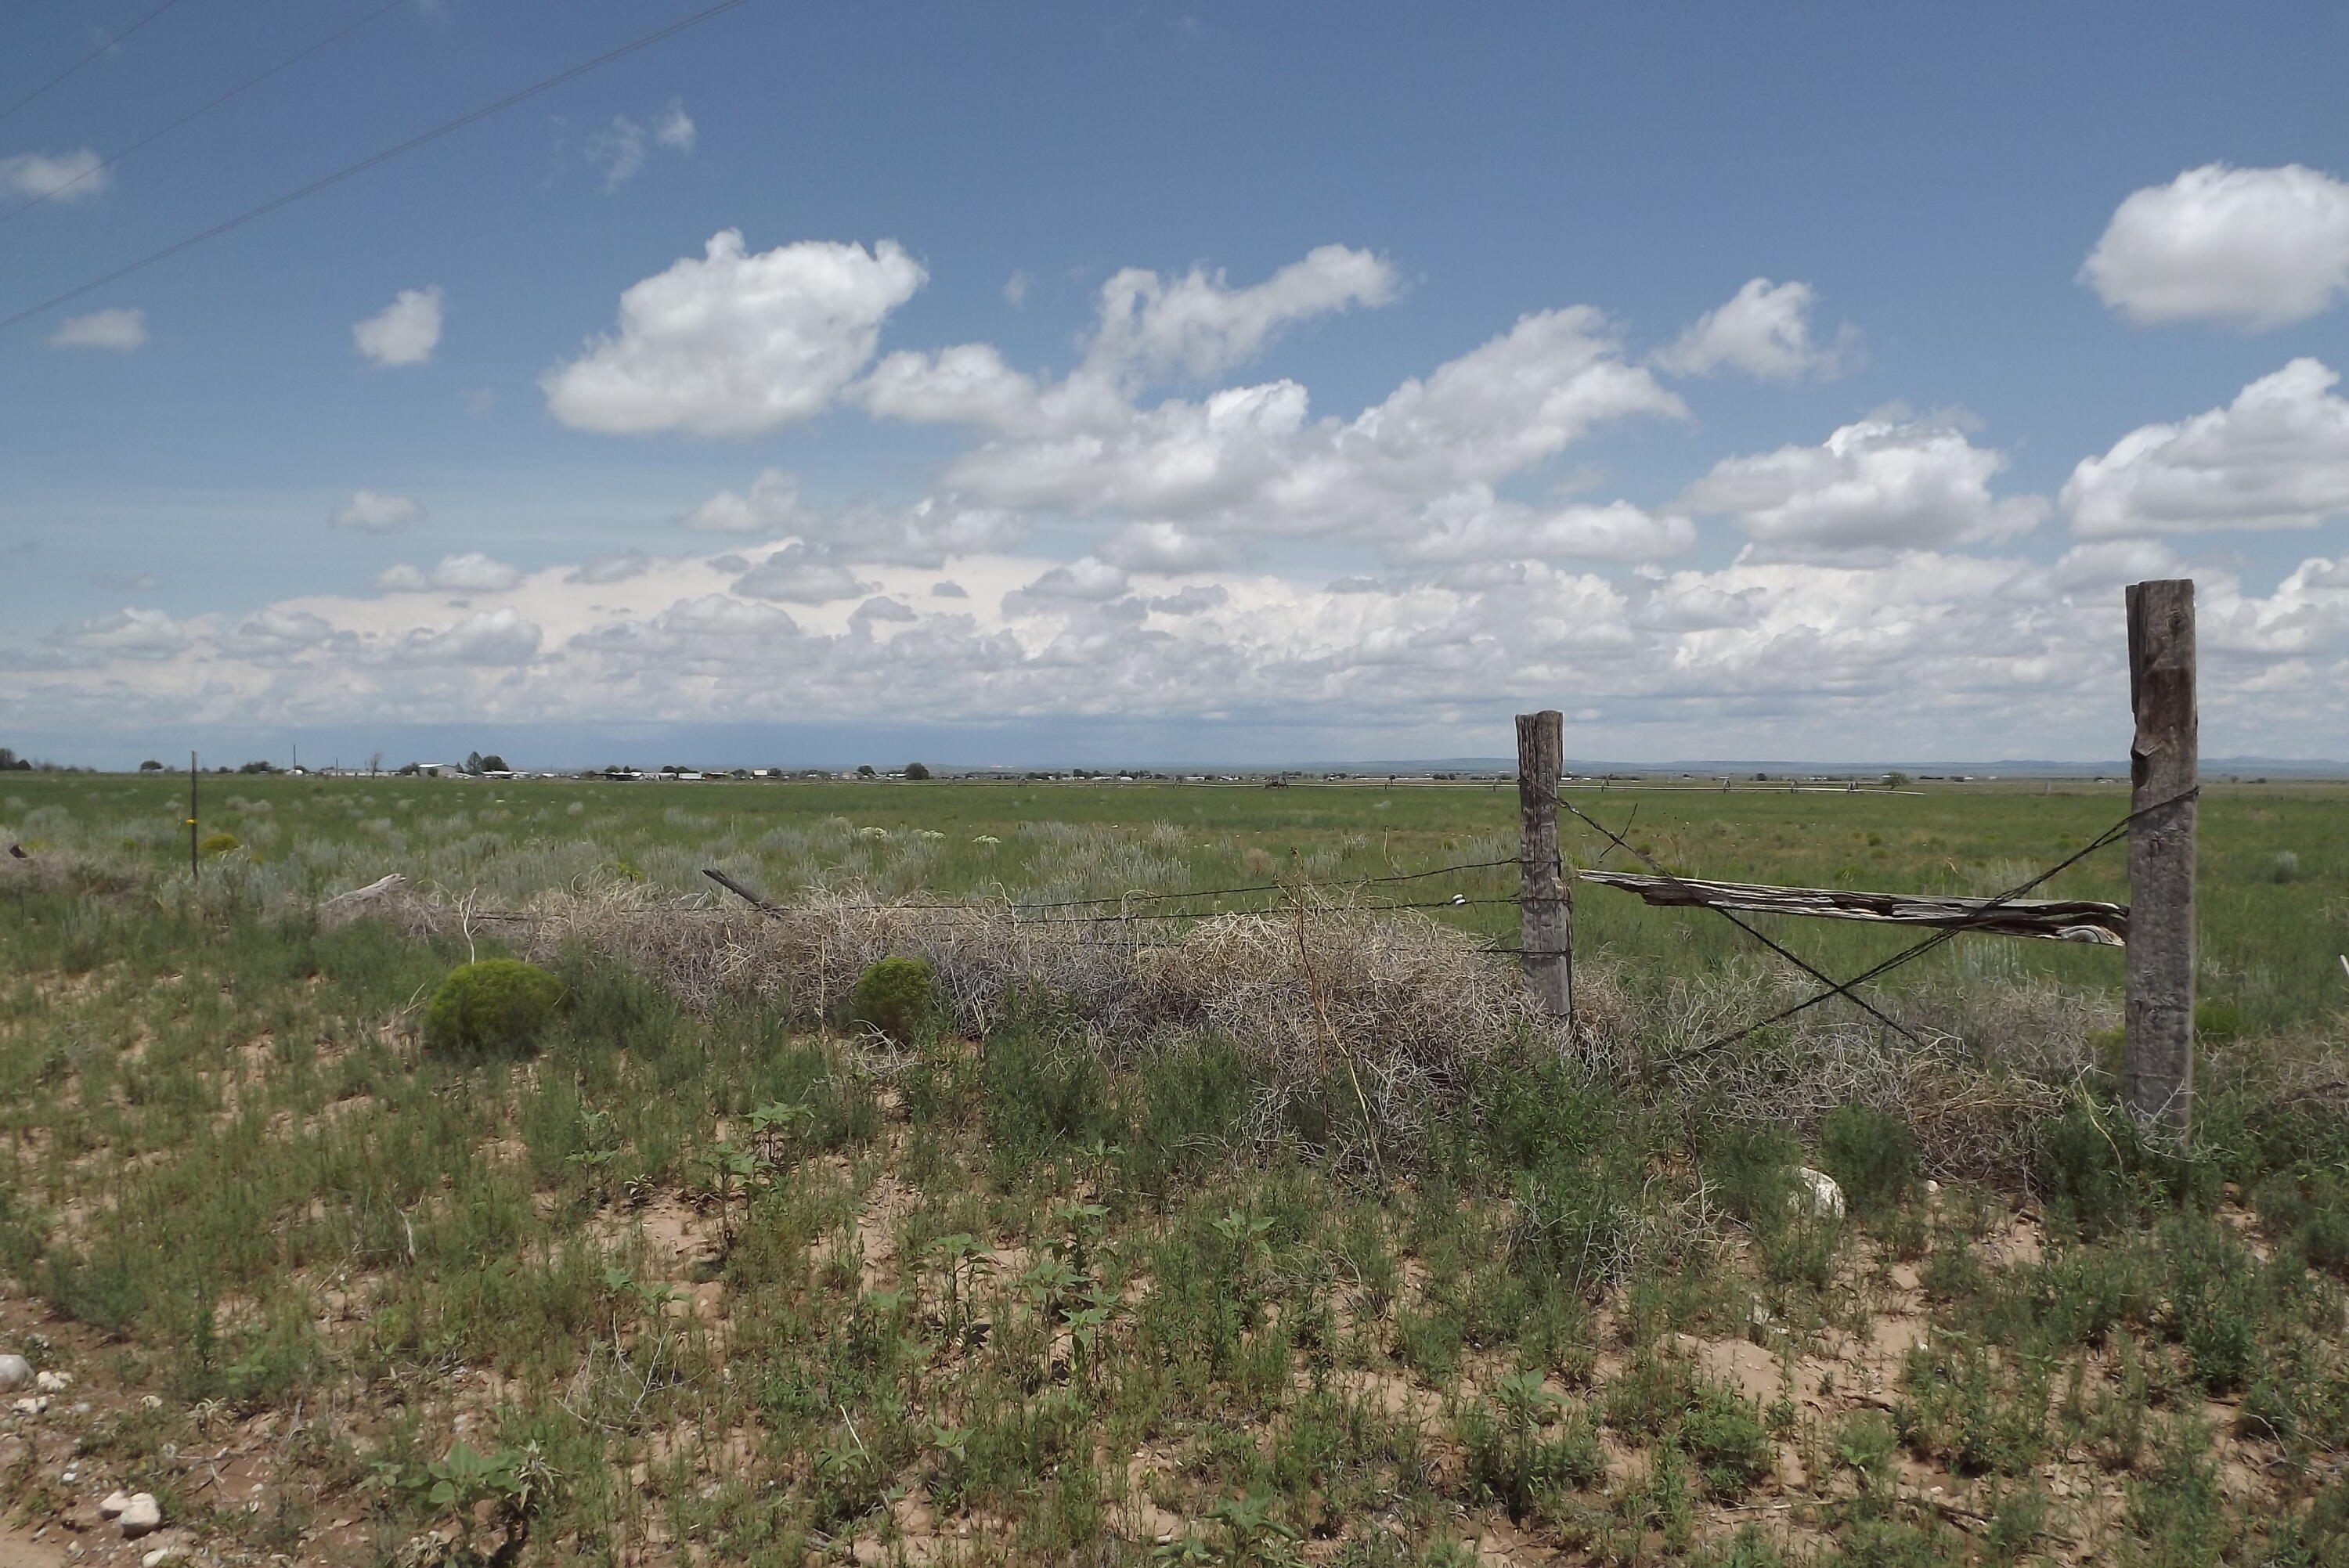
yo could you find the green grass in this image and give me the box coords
[7,770,2344,1034]
[1,772,2347,1563]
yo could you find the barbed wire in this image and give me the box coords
[1532,783,1929,1047]
[1668,786,2192,1060]
[384,785,2180,1051]
[990,892,1525,926]
[698,852,1521,919]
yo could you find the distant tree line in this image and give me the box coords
[0,748,81,773]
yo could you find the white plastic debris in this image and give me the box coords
[1790,1166,1846,1220]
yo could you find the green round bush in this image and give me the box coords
[849,955,936,1044]
[423,958,564,1054]
[1818,1104,1921,1217]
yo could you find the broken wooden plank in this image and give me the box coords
[1575,869,2127,945]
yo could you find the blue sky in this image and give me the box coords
[5,0,2347,766]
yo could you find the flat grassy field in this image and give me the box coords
[2,773,2346,1566]
[9,770,2344,1029]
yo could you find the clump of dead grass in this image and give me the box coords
[1632,964,2115,1181]
[342,879,2151,1184]
[354,881,1564,1166]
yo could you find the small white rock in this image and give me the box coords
[0,1355,30,1391]
[34,1369,70,1393]
[1790,1166,1846,1220]
[1925,1179,1941,1197]
[117,1491,163,1538]
[142,1549,179,1568]
[11,1395,49,1415]
[99,1490,132,1519]
[139,1394,164,1410]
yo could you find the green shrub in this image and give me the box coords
[981,1016,1114,1171]
[1511,1150,1637,1294]
[847,955,936,1044]
[1820,1104,1921,1217]
[2268,1470,2349,1567]
[1680,1384,1774,1497]
[1460,1372,1604,1523]
[2125,1420,2225,1568]
[1897,1333,2048,1476]
[197,831,240,856]
[1120,1035,1254,1192]
[2035,1098,2217,1237]
[2194,999,2243,1042]
[422,958,565,1055]
[1702,1123,1802,1228]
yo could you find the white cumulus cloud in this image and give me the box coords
[947,306,1684,540]
[220,607,339,658]
[821,498,1026,566]
[389,608,541,666]
[1085,244,1399,382]
[1097,521,1252,572]
[574,594,799,663]
[0,148,109,204]
[48,307,146,351]
[542,233,925,434]
[653,100,695,151]
[584,102,694,190]
[1003,558,1131,614]
[2063,359,2349,536]
[732,543,869,604]
[683,467,802,532]
[585,117,649,190]
[1653,278,1858,380]
[330,490,424,532]
[567,550,654,585]
[376,553,523,593]
[857,343,1045,431]
[353,287,445,367]
[1681,415,2047,557]
[1399,490,1696,564]
[50,607,191,658]
[2081,164,2349,330]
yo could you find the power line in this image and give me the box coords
[1,0,191,126]
[2,0,411,225]
[0,0,752,336]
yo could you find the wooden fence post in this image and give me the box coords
[1516,710,1572,1023]
[2123,579,2196,1138]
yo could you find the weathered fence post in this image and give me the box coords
[1516,710,1572,1023]
[2123,579,2196,1138]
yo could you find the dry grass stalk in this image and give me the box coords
[355,881,1563,1167]
[337,881,2142,1184]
